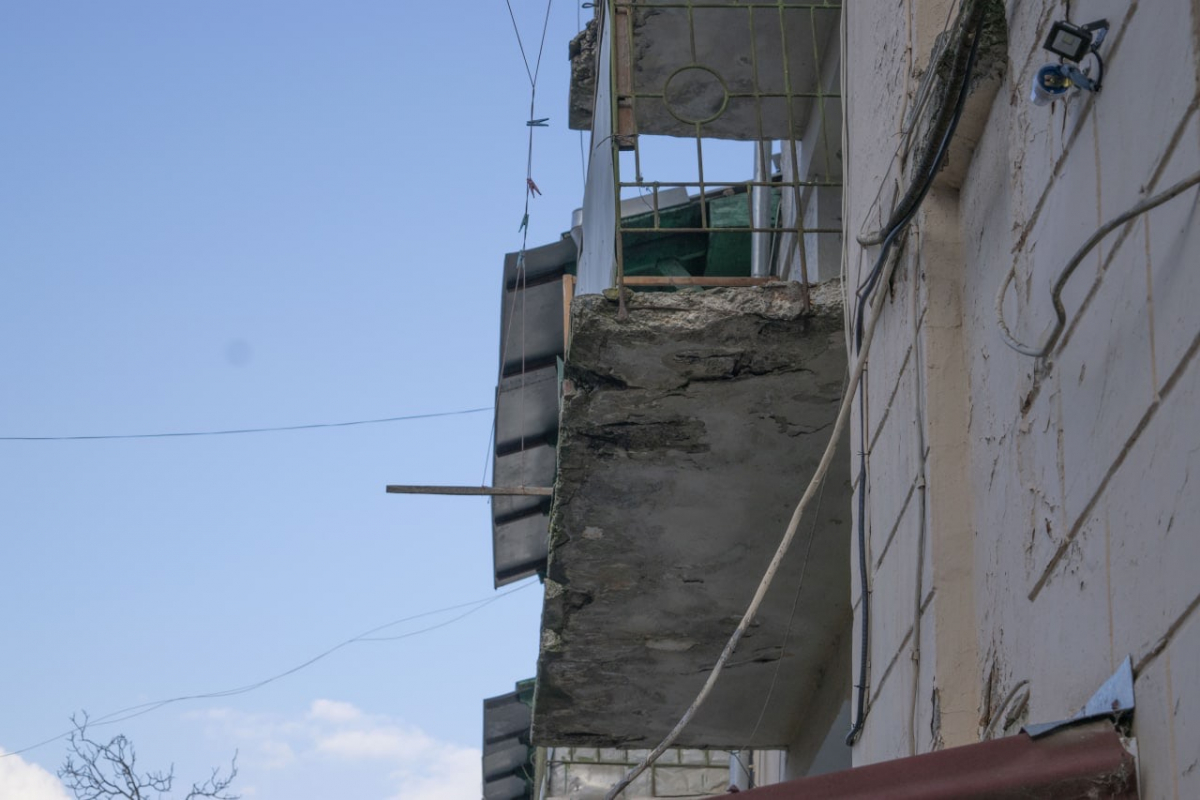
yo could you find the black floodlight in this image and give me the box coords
[1043,19,1109,63]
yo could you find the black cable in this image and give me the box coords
[0,406,492,442]
[845,14,984,748]
[856,0,986,248]
[1091,49,1104,91]
[0,580,536,758]
[852,13,983,350]
[503,0,536,87]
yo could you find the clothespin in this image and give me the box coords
[518,213,530,232]
[527,117,550,127]
[527,178,542,196]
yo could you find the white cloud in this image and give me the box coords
[388,744,480,800]
[257,739,296,769]
[316,728,425,760]
[192,701,482,800]
[306,699,361,724]
[0,750,71,800]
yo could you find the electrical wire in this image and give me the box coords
[604,7,987,794]
[745,466,829,746]
[847,388,872,745]
[981,679,1030,740]
[995,168,1200,358]
[0,580,536,758]
[482,0,556,488]
[844,3,984,748]
[577,0,587,185]
[603,218,903,800]
[504,0,537,87]
[906,241,930,757]
[852,7,983,340]
[856,0,960,242]
[856,0,982,248]
[0,407,493,442]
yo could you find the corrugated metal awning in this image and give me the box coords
[483,680,536,800]
[738,721,1138,800]
[492,237,575,587]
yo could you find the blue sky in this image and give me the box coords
[0,2,586,797]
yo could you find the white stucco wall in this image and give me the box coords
[843,2,1200,796]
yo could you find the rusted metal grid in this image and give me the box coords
[607,0,843,300]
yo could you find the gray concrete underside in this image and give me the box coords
[535,282,852,749]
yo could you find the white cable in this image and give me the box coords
[839,3,852,346]
[996,170,1200,358]
[604,242,901,800]
[982,679,1030,739]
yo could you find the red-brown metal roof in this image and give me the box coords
[737,721,1137,799]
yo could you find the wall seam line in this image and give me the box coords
[1030,324,1200,600]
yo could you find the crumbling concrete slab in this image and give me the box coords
[534,282,852,749]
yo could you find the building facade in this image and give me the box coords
[842,1,1199,796]
[484,1,1199,797]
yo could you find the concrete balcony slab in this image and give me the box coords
[534,281,851,749]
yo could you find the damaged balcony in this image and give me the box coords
[534,281,851,749]
[524,0,849,756]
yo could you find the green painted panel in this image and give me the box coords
[704,189,780,277]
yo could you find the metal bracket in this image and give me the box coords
[1023,656,1135,739]
[1081,19,1110,49]
[1060,64,1099,93]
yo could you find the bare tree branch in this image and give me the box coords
[59,713,239,800]
[185,755,238,800]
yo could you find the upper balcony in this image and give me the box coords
[569,0,843,297]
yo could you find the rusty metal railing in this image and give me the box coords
[601,0,843,309]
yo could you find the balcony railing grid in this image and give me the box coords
[599,0,843,306]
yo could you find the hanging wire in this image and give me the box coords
[504,0,537,86]
[0,580,536,758]
[603,196,902,800]
[855,0,961,246]
[482,0,557,487]
[577,0,587,185]
[845,0,985,748]
[995,169,1200,358]
[521,0,557,254]
[745,464,830,745]
[0,407,492,442]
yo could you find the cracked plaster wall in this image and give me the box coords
[845,1,1200,796]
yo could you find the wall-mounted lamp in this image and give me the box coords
[1030,19,1109,106]
[1044,20,1107,62]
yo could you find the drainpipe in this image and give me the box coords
[729,751,753,791]
[570,207,584,258]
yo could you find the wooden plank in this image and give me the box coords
[386,485,554,497]
[613,6,636,150]
[620,276,779,287]
[562,274,575,353]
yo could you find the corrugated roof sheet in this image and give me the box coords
[739,721,1138,800]
[483,680,536,800]
[492,237,574,587]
